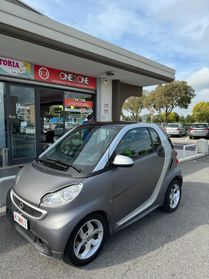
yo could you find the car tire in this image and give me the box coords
[189,135,192,139]
[64,213,108,266]
[161,180,182,213]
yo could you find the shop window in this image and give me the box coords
[64,91,94,130]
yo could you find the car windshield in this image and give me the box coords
[39,125,120,175]
[192,124,208,128]
[166,124,180,128]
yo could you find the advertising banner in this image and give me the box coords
[34,65,96,90]
[0,57,34,79]
[65,98,93,108]
[0,56,96,91]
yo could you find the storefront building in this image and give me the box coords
[0,0,175,166]
[0,56,97,164]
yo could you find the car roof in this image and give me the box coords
[80,121,162,132]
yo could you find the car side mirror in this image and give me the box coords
[112,155,134,167]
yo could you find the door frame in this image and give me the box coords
[5,82,39,165]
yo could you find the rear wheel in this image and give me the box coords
[162,180,182,213]
[64,213,108,266]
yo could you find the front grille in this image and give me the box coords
[11,190,47,220]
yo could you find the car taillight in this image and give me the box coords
[177,128,180,131]
[204,128,209,131]
[189,128,194,131]
[175,151,179,164]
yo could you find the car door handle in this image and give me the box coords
[157,146,165,158]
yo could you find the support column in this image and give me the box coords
[112,80,121,121]
[96,78,112,122]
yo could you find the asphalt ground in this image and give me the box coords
[1,157,209,279]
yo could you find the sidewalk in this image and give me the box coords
[0,164,24,214]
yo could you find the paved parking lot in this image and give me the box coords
[1,157,209,279]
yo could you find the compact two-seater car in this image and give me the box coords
[7,122,182,266]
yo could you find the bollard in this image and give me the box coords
[1,148,9,167]
[197,139,208,155]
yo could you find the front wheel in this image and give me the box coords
[162,180,182,213]
[64,213,108,266]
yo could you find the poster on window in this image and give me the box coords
[0,57,34,79]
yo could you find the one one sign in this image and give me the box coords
[34,65,96,90]
[0,57,34,79]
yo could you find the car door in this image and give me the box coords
[111,127,165,223]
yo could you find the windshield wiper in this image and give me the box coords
[68,165,83,173]
[38,158,69,170]
[38,158,83,173]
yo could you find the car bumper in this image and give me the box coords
[167,132,181,135]
[7,206,62,258]
[6,190,77,259]
[189,132,208,137]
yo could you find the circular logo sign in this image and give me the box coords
[38,67,50,80]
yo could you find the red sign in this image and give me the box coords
[34,65,96,90]
[65,98,93,108]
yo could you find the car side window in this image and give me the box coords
[115,128,153,158]
[148,128,161,151]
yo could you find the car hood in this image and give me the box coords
[13,163,83,205]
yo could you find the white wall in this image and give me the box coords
[96,78,112,122]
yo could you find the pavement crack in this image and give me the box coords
[121,265,132,279]
[134,246,164,266]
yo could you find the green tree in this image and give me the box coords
[192,102,209,122]
[179,115,185,123]
[168,112,179,122]
[122,96,144,122]
[185,114,194,123]
[143,81,195,122]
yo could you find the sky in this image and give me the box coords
[22,0,209,116]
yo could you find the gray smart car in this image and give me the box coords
[6,122,182,266]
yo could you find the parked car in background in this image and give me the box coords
[165,123,186,137]
[6,122,182,266]
[189,123,209,139]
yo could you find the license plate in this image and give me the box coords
[13,211,28,230]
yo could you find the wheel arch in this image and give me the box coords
[63,210,111,264]
[172,175,183,187]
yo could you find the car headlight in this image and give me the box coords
[41,184,83,205]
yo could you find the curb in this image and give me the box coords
[0,206,6,217]
[179,153,206,163]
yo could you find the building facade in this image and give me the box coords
[0,0,175,165]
